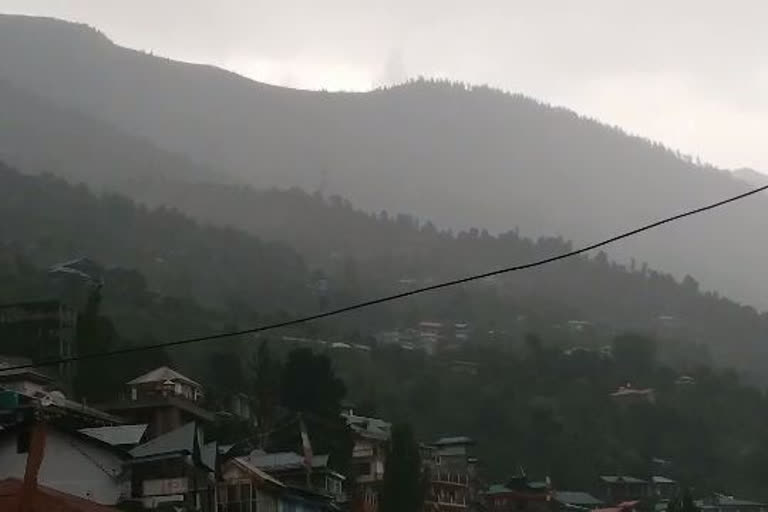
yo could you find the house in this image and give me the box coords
[0,357,122,428]
[246,450,346,503]
[610,386,656,407]
[553,491,604,511]
[343,410,392,512]
[595,501,640,512]
[0,301,77,383]
[696,494,768,512]
[651,476,677,500]
[674,376,696,389]
[419,321,445,355]
[423,436,479,511]
[102,366,214,439]
[0,421,130,506]
[0,477,120,511]
[127,421,217,511]
[218,455,285,512]
[486,474,550,512]
[599,476,652,503]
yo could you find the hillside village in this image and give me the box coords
[0,302,765,512]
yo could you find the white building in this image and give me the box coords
[0,422,130,505]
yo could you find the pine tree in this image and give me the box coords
[380,423,424,512]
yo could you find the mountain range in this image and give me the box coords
[1,14,766,310]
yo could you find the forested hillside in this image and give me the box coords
[1,14,767,309]
[0,163,307,313]
[2,162,767,381]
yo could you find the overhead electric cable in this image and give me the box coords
[5,183,767,372]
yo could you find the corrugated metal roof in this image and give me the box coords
[433,436,474,446]
[600,476,648,484]
[232,457,285,487]
[342,412,391,440]
[555,491,604,506]
[487,484,512,495]
[652,476,676,484]
[79,424,148,446]
[130,422,197,458]
[247,451,330,471]
[126,366,202,388]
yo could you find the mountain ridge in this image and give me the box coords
[0,13,767,309]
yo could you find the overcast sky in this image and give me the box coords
[3,0,767,172]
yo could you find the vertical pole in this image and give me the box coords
[19,420,47,512]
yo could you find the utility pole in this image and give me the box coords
[18,410,47,512]
[299,414,313,490]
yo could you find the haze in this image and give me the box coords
[2,0,767,172]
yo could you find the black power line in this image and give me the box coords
[5,183,768,372]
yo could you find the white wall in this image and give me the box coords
[0,428,126,505]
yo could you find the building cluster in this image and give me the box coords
[485,474,767,512]
[375,321,472,355]
[0,357,483,512]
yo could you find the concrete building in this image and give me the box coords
[343,411,391,512]
[422,436,479,511]
[103,366,214,439]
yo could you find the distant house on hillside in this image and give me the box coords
[422,436,479,510]
[102,366,214,439]
[553,491,604,510]
[343,410,391,512]
[696,495,768,512]
[651,476,677,500]
[599,476,652,503]
[610,385,656,406]
[486,474,550,512]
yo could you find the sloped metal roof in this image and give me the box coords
[555,491,604,506]
[126,366,202,388]
[79,424,148,446]
[232,457,286,487]
[130,422,197,458]
[247,451,330,471]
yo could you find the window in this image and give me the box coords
[218,482,257,512]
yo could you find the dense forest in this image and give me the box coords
[2,14,768,311]
[2,163,767,380]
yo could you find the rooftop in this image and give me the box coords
[130,421,199,459]
[126,366,202,388]
[433,436,475,446]
[0,355,54,384]
[342,411,391,440]
[79,424,148,447]
[247,451,335,474]
[600,476,648,484]
[555,491,604,506]
[231,456,286,488]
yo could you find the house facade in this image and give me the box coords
[343,411,391,512]
[103,366,215,439]
[422,436,479,511]
[0,422,129,505]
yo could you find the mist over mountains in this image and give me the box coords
[0,14,766,311]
